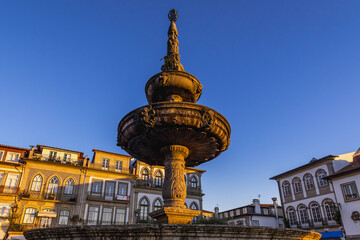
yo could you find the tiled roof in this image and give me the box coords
[0,144,29,151]
[327,148,360,178]
[37,145,83,154]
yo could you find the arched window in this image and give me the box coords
[316,170,328,187]
[47,177,59,196]
[40,209,55,228]
[30,174,43,191]
[141,168,149,181]
[323,200,335,221]
[310,202,322,222]
[23,208,36,224]
[190,202,199,210]
[190,176,198,188]
[64,178,74,195]
[155,171,162,187]
[139,198,149,221]
[292,178,302,193]
[153,199,162,211]
[287,207,297,225]
[298,205,309,224]
[282,181,292,196]
[304,174,314,190]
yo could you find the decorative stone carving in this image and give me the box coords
[139,106,157,128]
[351,211,360,221]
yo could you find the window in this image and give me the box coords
[64,178,74,195]
[153,199,162,211]
[87,206,99,225]
[63,153,71,162]
[310,202,322,222]
[4,173,19,193]
[298,205,309,224]
[0,151,4,161]
[0,173,3,185]
[39,209,54,228]
[190,176,198,188]
[190,202,198,210]
[342,182,359,201]
[263,208,269,215]
[282,181,291,196]
[47,177,59,194]
[30,174,43,191]
[155,171,162,187]
[293,178,302,193]
[101,207,113,225]
[304,174,314,190]
[115,161,123,172]
[115,208,126,225]
[287,207,297,225]
[139,198,149,221]
[316,170,328,187]
[49,151,57,160]
[0,203,11,218]
[5,152,20,162]
[58,210,70,225]
[236,220,244,226]
[117,183,128,196]
[23,208,36,224]
[141,168,149,181]
[91,181,102,194]
[102,158,109,170]
[104,182,115,200]
[323,200,335,221]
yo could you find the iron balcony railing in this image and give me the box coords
[86,192,130,202]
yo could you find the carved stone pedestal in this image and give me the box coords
[149,207,201,224]
[148,145,200,224]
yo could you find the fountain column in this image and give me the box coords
[161,145,188,208]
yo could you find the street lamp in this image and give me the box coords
[272,197,279,228]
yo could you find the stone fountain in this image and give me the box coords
[24,9,321,240]
[116,8,230,224]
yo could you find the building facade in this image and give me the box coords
[327,149,360,240]
[0,144,205,239]
[271,152,355,239]
[218,199,283,228]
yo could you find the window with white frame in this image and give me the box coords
[118,183,127,196]
[58,210,70,225]
[30,174,43,191]
[23,208,36,224]
[5,152,20,162]
[104,181,115,200]
[293,178,302,193]
[4,173,19,191]
[304,174,314,190]
[298,205,309,224]
[323,200,335,221]
[64,178,74,195]
[316,170,328,187]
[342,182,359,201]
[0,203,11,218]
[153,199,162,211]
[115,161,123,172]
[0,151,4,161]
[141,168,149,181]
[310,202,322,222]
[87,206,99,225]
[102,158,110,170]
[101,207,113,225]
[49,151,57,160]
[0,172,4,185]
[139,198,149,221]
[155,171,162,187]
[115,208,126,225]
[287,207,297,225]
[282,181,291,196]
[47,177,59,194]
[91,180,102,194]
[63,153,71,162]
[190,176,198,188]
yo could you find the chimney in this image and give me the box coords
[253,199,261,214]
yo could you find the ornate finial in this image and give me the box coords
[168,9,178,22]
[161,9,184,72]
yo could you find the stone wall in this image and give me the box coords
[24,224,321,240]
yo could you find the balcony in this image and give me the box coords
[0,186,20,195]
[289,218,339,229]
[187,186,202,195]
[86,192,130,202]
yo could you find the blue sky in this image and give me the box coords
[1,1,360,212]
